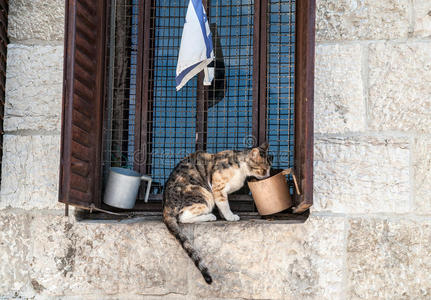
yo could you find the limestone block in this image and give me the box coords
[30,216,123,296]
[44,294,241,300]
[314,44,365,134]
[0,212,31,295]
[8,0,65,41]
[413,138,431,214]
[29,216,189,297]
[347,218,431,299]
[368,42,431,133]
[60,296,200,300]
[0,135,62,210]
[189,216,345,299]
[413,0,431,37]
[5,214,345,299]
[5,44,63,132]
[314,137,410,213]
[316,0,409,41]
[116,222,191,295]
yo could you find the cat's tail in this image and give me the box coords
[163,211,213,284]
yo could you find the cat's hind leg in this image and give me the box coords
[179,204,216,223]
[178,186,216,223]
[180,211,217,223]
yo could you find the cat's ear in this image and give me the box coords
[258,142,269,152]
[250,148,259,159]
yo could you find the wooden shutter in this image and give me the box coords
[294,0,315,213]
[59,0,106,208]
[0,0,7,184]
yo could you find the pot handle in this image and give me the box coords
[141,175,152,203]
[281,168,301,195]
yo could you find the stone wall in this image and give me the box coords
[0,0,430,299]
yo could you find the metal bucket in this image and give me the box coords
[103,167,152,209]
[248,168,300,215]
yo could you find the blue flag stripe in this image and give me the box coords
[175,61,202,87]
[191,0,213,59]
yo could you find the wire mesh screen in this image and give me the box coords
[103,0,138,180]
[103,0,296,202]
[149,0,197,189]
[147,0,255,189]
[266,0,295,171]
[205,1,254,152]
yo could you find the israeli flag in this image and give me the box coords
[176,0,214,91]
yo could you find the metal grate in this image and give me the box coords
[103,0,297,203]
[205,1,254,152]
[103,0,138,180]
[266,0,295,171]
[149,0,197,189]
[147,0,256,189]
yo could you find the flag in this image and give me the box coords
[176,0,214,91]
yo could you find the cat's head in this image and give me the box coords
[246,142,271,179]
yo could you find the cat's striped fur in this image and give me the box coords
[163,143,271,284]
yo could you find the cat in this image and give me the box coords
[162,142,271,284]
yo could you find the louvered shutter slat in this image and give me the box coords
[59,0,106,208]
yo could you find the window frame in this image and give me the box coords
[59,0,315,215]
[0,0,8,185]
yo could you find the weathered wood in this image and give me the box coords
[0,0,7,184]
[258,0,268,145]
[196,71,208,151]
[76,206,309,222]
[195,0,209,151]
[59,0,106,208]
[252,0,261,147]
[294,0,315,209]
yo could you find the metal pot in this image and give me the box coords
[248,168,300,215]
[103,167,152,209]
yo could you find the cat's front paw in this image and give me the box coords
[225,214,240,222]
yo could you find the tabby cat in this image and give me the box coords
[163,143,271,284]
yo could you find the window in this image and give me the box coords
[59,0,315,217]
[0,0,8,184]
